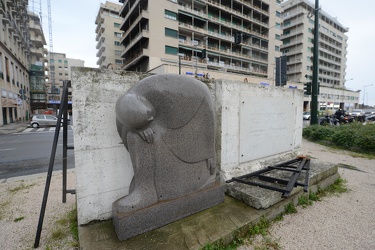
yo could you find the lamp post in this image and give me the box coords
[178,53,185,75]
[362,84,373,109]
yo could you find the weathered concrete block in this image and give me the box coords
[226,159,338,209]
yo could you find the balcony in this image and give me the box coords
[0,1,5,15]
[96,36,105,49]
[95,23,105,34]
[6,0,14,7]
[121,10,149,41]
[121,30,149,56]
[96,46,105,57]
[123,48,149,69]
[2,14,10,25]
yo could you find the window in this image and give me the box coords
[115,59,123,65]
[58,59,62,63]
[165,45,178,55]
[275,22,281,29]
[114,22,120,28]
[275,34,280,40]
[165,10,177,20]
[50,59,54,63]
[276,11,281,17]
[283,39,290,45]
[115,50,122,56]
[275,46,280,51]
[283,21,291,27]
[114,41,121,46]
[165,28,178,38]
[114,32,122,38]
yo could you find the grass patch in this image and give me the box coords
[298,194,313,208]
[317,177,349,196]
[284,202,297,214]
[9,182,35,193]
[0,200,11,220]
[13,216,25,222]
[46,207,79,249]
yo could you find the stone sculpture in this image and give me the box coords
[112,74,224,240]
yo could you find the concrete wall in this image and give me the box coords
[72,68,303,225]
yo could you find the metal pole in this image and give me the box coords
[34,81,67,248]
[62,81,69,203]
[310,0,319,125]
[179,56,181,75]
[195,46,198,77]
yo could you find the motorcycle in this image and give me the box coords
[319,115,340,126]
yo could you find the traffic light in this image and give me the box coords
[234,32,242,44]
[201,49,206,59]
[304,82,312,95]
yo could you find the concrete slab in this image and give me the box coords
[226,159,337,209]
[79,161,338,250]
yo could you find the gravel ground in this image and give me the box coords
[1,139,374,249]
[239,138,375,250]
[0,170,76,249]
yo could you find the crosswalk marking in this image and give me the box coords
[21,126,72,133]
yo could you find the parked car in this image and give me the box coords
[350,109,365,117]
[30,115,63,128]
[303,111,311,120]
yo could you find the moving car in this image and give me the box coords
[303,111,311,120]
[30,115,63,128]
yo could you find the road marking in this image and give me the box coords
[19,126,72,133]
[0,148,15,151]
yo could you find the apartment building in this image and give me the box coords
[46,52,84,110]
[28,11,48,113]
[95,1,124,70]
[0,0,32,126]
[281,0,359,111]
[118,0,283,83]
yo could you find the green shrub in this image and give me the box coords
[303,123,375,153]
[302,125,333,141]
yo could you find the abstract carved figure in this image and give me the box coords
[112,74,224,240]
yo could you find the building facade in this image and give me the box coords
[281,0,359,111]
[28,11,48,113]
[95,1,124,70]
[46,52,84,110]
[0,0,32,126]
[118,0,282,83]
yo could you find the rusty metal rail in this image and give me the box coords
[226,157,310,198]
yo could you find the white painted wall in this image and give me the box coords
[72,69,303,225]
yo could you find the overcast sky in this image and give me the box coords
[35,0,375,106]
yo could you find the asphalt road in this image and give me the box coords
[0,130,75,179]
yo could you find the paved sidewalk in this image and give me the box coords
[0,121,30,135]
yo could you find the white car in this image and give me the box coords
[350,109,365,117]
[303,111,311,120]
[30,115,63,128]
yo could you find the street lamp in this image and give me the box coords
[362,84,373,109]
[192,40,199,77]
[178,53,185,75]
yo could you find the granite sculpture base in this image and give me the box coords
[112,182,225,241]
